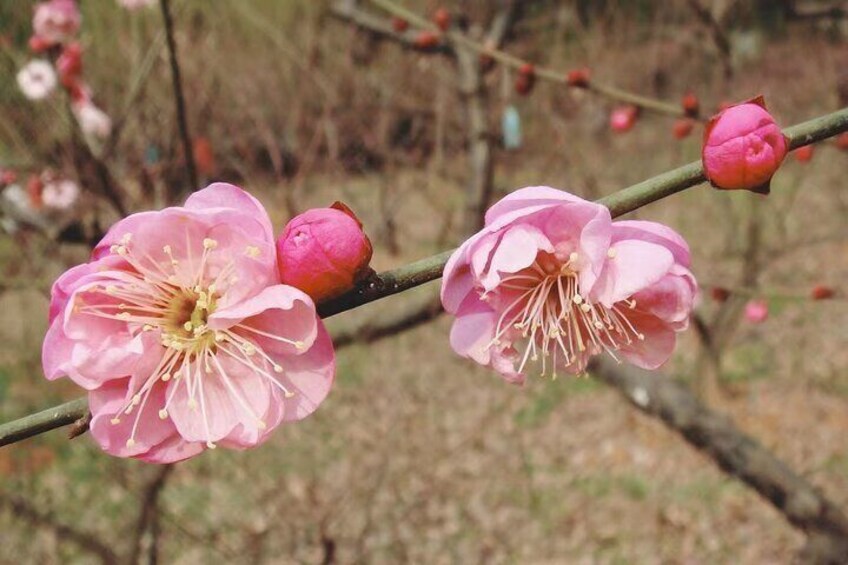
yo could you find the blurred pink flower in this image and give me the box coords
[73,100,112,139]
[17,60,57,100]
[610,105,638,133]
[702,96,788,194]
[42,179,79,210]
[441,186,697,383]
[277,203,373,303]
[32,0,81,46]
[43,183,336,462]
[56,42,83,87]
[744,299,769,324]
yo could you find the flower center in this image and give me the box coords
[74,233,305,450]
[485,252,644,378]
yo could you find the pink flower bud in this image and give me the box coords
[610,105,638,133]
[744,299,768,324]
[57,42,83,87]
[672,118,695,140]
[277,203,373,303]
[701,96,788,194]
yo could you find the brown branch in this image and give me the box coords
[591,358,848,564]
[0,492,119,564]
[159,0,198,194]
[331,295,442,348]
[128,465,174,565]
[329,0,452,54]
[686,0,734,79]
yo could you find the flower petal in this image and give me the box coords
[591,240,674,307]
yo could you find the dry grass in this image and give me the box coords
[1,1,847,563]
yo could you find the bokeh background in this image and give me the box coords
[1,1,847,562]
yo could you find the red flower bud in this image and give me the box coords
[391,17,409,33]
[515,63,535,96]
[26,175,44,209]
[672,118,695,140]
[433,8,450,31]
[566,68,590,88]
[681,92,699,117]
[610,105,639,133]
[793,144,814,163]
[710,287,730,303]
[0,169,16,185]
[276,203,373,303]
[414,30,440,49]
[57,42,83,88]
[28,34,50,53]
[836,132,848,151]
[811,285,835,300]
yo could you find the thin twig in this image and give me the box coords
[159,0,198,194]
[0,107,846,447]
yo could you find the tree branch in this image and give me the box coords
[159,0,198,194]
[0,107,846,447]
[591,357,848,563]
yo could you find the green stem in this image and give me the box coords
[1,107,846,448]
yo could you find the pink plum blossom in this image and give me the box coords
[702,96,788,194]
[32,0,81,46]
[43,183,336,462]
[744,299,769,324]
[17,60,57,101]
[42,179,79,210]
[277,203,373,302]
[73,100,112,139]
[610,105,638,133]
[441,186,697,383]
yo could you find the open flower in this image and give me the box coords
[17,60,57,101]
[72,100,112,139]
[32,0,81,46]
[441,186,696,383]
[702,96,788,194]
[42,178,79,210]
[43,183,335,462]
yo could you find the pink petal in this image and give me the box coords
[275,323,336,422]
[184,182,275,243]
[592,240,674,307]
[611,220,691,267]
[618,313,677,370]
[478,225,553,291]
[167,356,273,445]
[208,285,319,355]
[484,186,585,226]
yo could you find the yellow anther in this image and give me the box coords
[158,409,168,419]
[257,420,267,429]
[161,373,171,382]
[143,324,154,332]
[163,245,172,254]
[206,441,217,449]
[188,398,197,409]
[294,341,305,351]
[607,248,617,259]
[244,245,260,258]
[581,303,591,312]
[110,417,121,425]
[273,365,283,373]
[126,438,135,447]
[572,294,583,305]
[569,252,579,263]
[284,391,295,398]
[132,394,141,405]
[203,238,218,250]
[183,321,193,331]
[118,312,131,320]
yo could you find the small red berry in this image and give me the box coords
[433,8,450,31]
[793,144,814,163]
[682,92,699,117]
[515,63,535,96]
[811,285,835,300]
[414,31,440,49]
[610,105,639,133]
[391,17,409,33]
[672,118,695,140]
[566,68,591,88]
[28,34,50,53]
[710,287,731,303]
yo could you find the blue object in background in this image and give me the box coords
[502,105,522,150]
[144,144,160,167]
